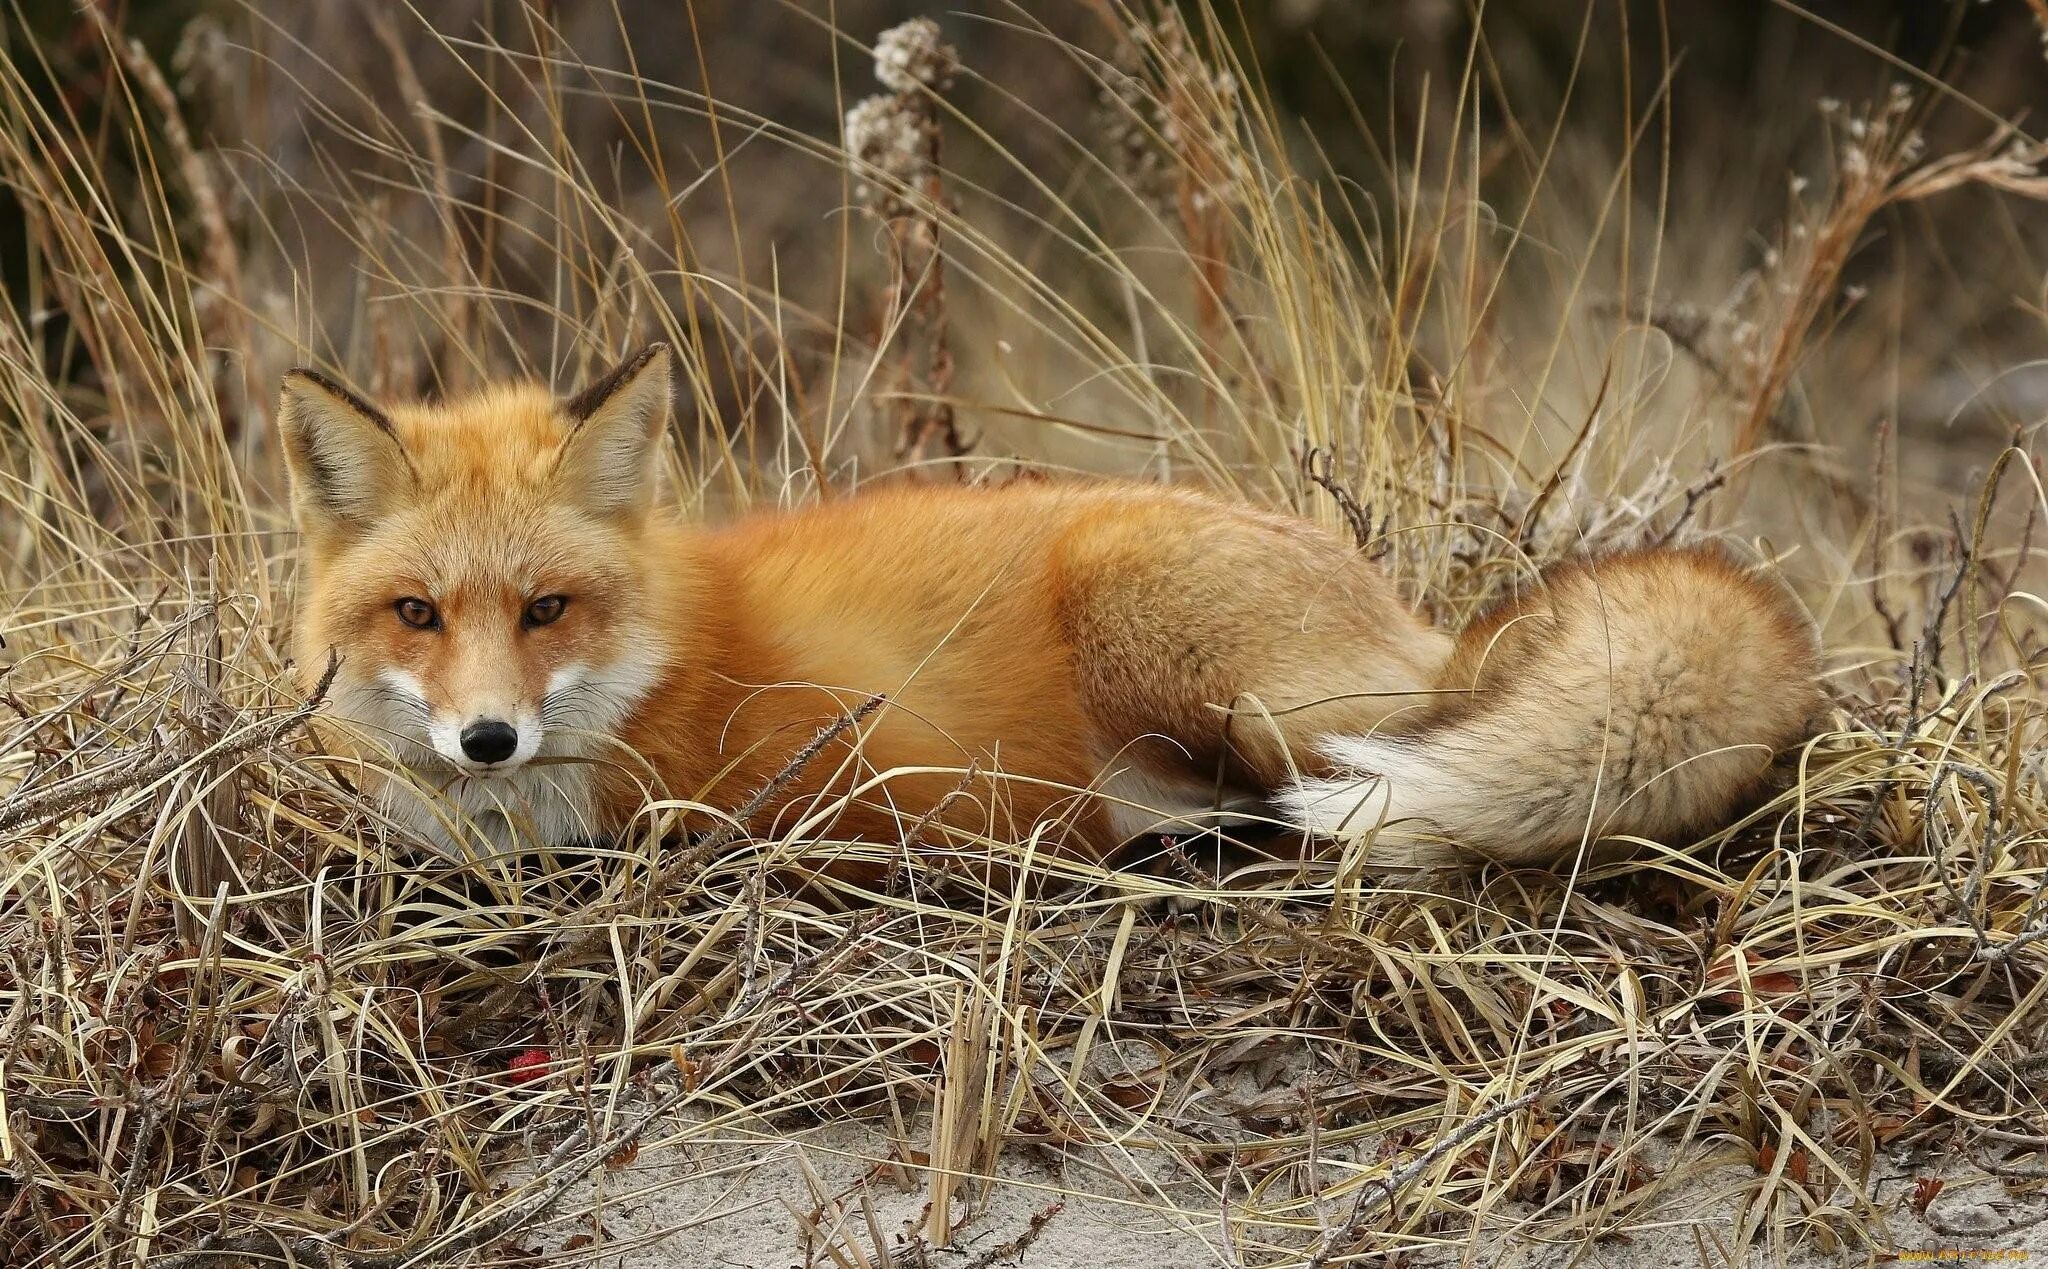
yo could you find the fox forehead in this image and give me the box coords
[325,505,635,599]
[383,383,577,490]
[299,382,640,590]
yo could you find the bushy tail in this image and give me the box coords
[1276,545,1822,868]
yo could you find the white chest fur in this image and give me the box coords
[375,757,606,856]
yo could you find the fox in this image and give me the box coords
[276,342,1823,870]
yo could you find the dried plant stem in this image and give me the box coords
[1306,1089,1545,1266]
[0,654,336,839]
[160,916,876,1268]
[439,695,886,1039]
[83,1,252,447]
[844,20,966,471]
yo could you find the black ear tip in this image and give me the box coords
[281,366,352,398]
[565,341,678,421]
[275,367,397,437]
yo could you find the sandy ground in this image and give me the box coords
[495,1114,2048,1268]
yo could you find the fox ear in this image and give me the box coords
[556,342,672,517]
[276,369,415,533]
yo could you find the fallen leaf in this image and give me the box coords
[1708,947,1801,1001]
[1912,1175,1944,1215]
[142,1042,179,1080]
[505,1048,552,1086]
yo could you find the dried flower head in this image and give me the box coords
[171,15,233,115]
[1091,15,1247,218]
[845,94,931,203]
[1095,62,1169,207]
[873,17,957,94]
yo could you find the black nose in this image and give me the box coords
[459,719,519,764]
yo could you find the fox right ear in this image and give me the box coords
[276,369,415,532]
[555,342,673,517]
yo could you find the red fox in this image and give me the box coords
[278,343,1822,868]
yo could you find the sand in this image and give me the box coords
[489,1113,2048,1268]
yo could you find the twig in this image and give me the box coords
[160,915,875,1268]
[1651,464,1726,548]
[439,695,886,1039]
[0,652,337,837]
[1924,762,2048,964]
[107,1084,168,1251]
[1301,446,1383,556]
[176,576,239,946]
[1305,1089,1544,1266]
[1869,417,1907,652]
[678,694,889,865]
[1921,510,1972,676]
[959,1200,1064,1269]
[82,1,251,446]
[885,760,980,893]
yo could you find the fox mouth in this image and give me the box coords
[450,759,524,778]
[435,746,539,779]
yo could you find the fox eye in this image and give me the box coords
[524,595,569,628]
[394,597,439,630]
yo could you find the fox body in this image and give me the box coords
[279,344,1822,868]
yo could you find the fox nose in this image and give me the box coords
[459,719,519,765]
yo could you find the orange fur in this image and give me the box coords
[280,345,1824,868]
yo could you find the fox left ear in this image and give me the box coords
[277,367,416,535]
[556,342,673,517]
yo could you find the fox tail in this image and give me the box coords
[1276,544,1823,868]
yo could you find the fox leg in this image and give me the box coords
[1052,494,1452,837]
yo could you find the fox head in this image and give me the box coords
[278,344,675,788]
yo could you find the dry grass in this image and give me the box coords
[5,2,2048,1265]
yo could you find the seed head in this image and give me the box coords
[873,18,957,94]
[845,94,932,200]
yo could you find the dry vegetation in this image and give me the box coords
[5,2,2048,1264]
